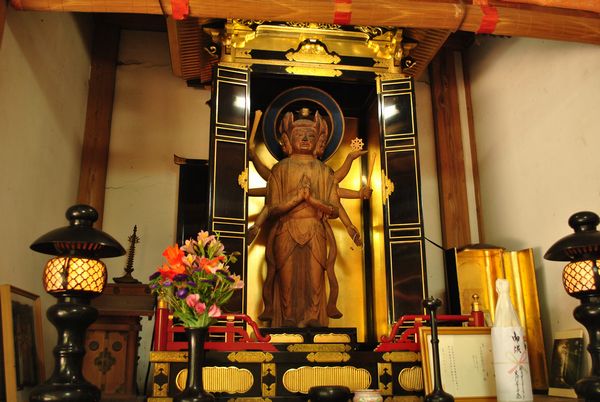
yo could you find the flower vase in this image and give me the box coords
[174,327,214,402]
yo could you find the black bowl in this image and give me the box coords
[308,386,353,402]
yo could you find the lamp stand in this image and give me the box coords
[29,296,100,402]
[573,295,600,402]
[423,297,454,402]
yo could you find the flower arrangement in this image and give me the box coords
[149,231,243,328]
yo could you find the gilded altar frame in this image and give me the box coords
[206,20,426,342]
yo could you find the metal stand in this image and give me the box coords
[423,297,454,402]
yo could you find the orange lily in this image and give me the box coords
[163,244,184,266]
[158,262,186,280]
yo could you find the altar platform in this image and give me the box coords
[147,313,480,401]
[148,346,423,401]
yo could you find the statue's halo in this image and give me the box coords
[262,86,345,162]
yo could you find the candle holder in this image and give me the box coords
[423,297,454,402]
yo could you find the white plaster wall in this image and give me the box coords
[414,80,445,302]
[0,7,92,391]
[467,36,600,367]
[102,30,212,390]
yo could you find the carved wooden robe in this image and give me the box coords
[266,155,337,327]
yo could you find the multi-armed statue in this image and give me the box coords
[248,108,372,328]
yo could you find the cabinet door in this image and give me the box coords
[378,77,427,322]
[83,326,130,396]
[208,66,250,313]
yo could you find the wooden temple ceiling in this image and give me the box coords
[9,0,600,81]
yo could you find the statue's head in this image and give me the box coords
[279,109,329,157]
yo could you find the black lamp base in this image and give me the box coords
[29,382,100,402]
[29,296,100,402]
[575,376,600,402]
[425,389,455,402]
[573,296,600,402]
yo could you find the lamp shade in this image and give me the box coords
[43,256,107,294]
[544,211,600,262]
[544,211,600,297]
[30,204,125,258]
[562,260,598,295]
[31,204,125,295]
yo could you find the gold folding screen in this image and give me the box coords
[446,247,549,391]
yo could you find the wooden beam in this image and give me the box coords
[460,3,600,44]
[430,46,471,249]
[77,21,119,228]
[9,0,600,44]
[402,28,452,80]
[167,16,222,81]
[166,16,183,77]
[502,0,600,14]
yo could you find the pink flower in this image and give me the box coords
[185,294,200,307]
[230,274,244,289]
[194,302,207,314]
[209,239,225,256]
[182,253,195,267]
[197,231,215,246]
[180,239,197,254]
[208,304,221,317]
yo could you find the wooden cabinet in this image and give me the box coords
[83,283,154,400]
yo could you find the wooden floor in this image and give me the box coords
[534,396,577,402]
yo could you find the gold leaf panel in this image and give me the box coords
[398,366,423,392]
[152,363,170,397]
[306,352,350,363]
[283,366,371,393]
[287,344,350,352]
[285,66,342,77]
[150,351,188,363]
[382,351,421,363]
[269,333,304,343]
[228,351,274,363]
[313,333,351,343]
[176,366,254,393]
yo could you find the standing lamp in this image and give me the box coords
[544,211,600,402]
[29,205,125,402]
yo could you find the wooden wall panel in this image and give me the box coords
[461,52,485,243]
[0,0,6,47]
[430,47,471,249]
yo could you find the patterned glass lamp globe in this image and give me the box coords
[29,204,125,402]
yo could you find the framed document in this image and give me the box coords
[0,285,45,402]
[419,326,496,401]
